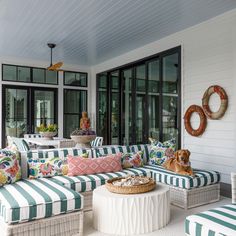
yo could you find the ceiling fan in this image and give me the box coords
[47,43,63,71]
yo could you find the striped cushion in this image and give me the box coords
[93,144,150,164]
[27,148,92,160]
[91,137,103,147]
[139,165,220,189]
[12,138,30,152]
[185,204,236,236]
[52,168,151,192]
[0,178,83,224]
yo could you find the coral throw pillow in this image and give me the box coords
[121,151,144,169]
[67,153,122,176]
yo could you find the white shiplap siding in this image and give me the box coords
[91,9,236,184]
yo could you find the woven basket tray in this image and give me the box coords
[106,177,156,194]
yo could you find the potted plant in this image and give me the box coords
[70,128,96,148]
[37,124,58,140]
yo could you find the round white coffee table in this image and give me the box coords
[93,184,170,235]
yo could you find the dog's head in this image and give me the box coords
[175,149,191,166]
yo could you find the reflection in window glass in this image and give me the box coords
[136,64,146,92]
[148,59,160,140]
[5,88,28,139]
[162,95,178,142]
[34,90,55,128]
[122,69,132,145]
[111,71,119,144]
[148,60,159,93]
[163,53,178,93]
[33,68,45,83]
[64,89,87,138]
[46,70,57,84]
[18,67,30,82]
[3,65,17,81]
[97,73,108,144]
[64,72,87,87]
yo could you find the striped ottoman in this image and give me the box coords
[185,204,236,236]
[0,178,84,236]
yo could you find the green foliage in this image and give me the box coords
[37,124,58,132]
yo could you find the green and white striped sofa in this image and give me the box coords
[92,145,220,209]
[20,144,220,210]
[185,173,236,236]
[0,177,84,236]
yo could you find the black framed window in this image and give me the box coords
[63,89,88,138]
[64,71,87,87]
[2,64,58,85]
[96,46,181,147]
[2,85,58,147]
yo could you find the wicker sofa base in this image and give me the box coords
[170,183,220,209]
[81,191,93,211]
[82,184,220,211]
[0,211,83,236]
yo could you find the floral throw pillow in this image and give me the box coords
[121,151,144,169]
[149,138,176,166]
[28,152,89,179]
[28,157,68,179]
[0,149,21,186]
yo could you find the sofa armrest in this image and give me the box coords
[19,151,28,179]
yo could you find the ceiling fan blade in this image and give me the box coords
[47,62,63,71]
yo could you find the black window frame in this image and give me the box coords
[63,88,88,138]
[96,46,181,148]
[63,71,88,87]
[2,84,58,147]
[2,64,58,85]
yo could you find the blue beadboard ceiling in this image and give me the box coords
[0,0,236,66]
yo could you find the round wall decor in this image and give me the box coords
[202,85,228,120]
[184,105,207,136]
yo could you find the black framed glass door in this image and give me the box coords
[96,46,181,147]
[2,85,58,147]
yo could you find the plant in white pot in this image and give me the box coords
[70,111,96,148]
[37,124,58,140]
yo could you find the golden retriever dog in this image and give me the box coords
[163,149,194,176]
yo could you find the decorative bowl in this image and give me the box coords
[106,177,156,194]
[39,131,57,140]
[70,135,96,148]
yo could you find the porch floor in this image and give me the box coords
[84,196,231,236]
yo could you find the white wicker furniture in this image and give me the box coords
[170,183,220,209]
[58,139,76,148]
[1,211,83,236]
[93,184,170,235]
